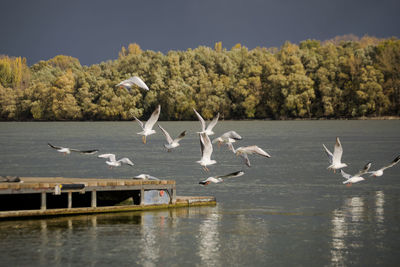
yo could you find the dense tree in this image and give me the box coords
[0,36,399,121]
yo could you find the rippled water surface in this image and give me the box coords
[0,121,399,266]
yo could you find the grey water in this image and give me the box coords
[0,120,399,266]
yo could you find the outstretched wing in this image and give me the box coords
[241,154,251,167]
[144,105,161,130]
[216,170,245,179]
[332,137,343,164]
[200,133,213,161]
[222,130,242,141]
[244,145,271,158]
[193,108,206,132]
[133,116,144,129]
[70,149,99,154]
[158,124,173,144]
[206,113,219,132]
[340,169,352,180]
[355,162,371,177]
[118,157,134,166]
[381,155,400,171]
[98,153,116,162]
[48,143,62,150]
[174,130,187,143]
[322,144,333,164]
[128,76,149,91]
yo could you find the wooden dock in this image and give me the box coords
[0,177,216,219]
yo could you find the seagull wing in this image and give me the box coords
[144,105,161,130]
[98,153,116,162]
[241,154,251,167]
[322,144,333,164]
[133,116,144,129]
[355,162,371,177]
[381,155,400,171]
[245,145,271,158]
[193,108,206,132]
[332,137,343,164]
[206,113,219,132]
[173,130,187,143]
[129,76,149,90]
[118,157,134,166]
[48,143,62,150]
[223,130,242,140]
[158,124,173,144]
[216,170,245,179]
[340,169,352,180]
[200,133,213,161]
[70,149,99,154]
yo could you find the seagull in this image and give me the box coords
[98,153,134,168]
[193,108,219,135]
[322,137,348,173]
[367,155,400,177]
[227,143,271,167]
[158,124,186,152]
[48,143,98,155]
[133,105,161,144]
[212,130,242,148]
[133,174,160,180]
[116,76,149,91]
[340,162,371,186]
[197,132,217,171]
[199,170,245,185]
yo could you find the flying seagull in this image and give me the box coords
[48,143,98,155]
[193,108,219,136]
[212,130,242,148]
[322,137,348,173]
[197,132,217,171]
[340,162,371,186]
[367,155,400,177]
[98,153,134,168]
[158,124,186,152]
[227,143,271,167]
[133,174,160,180]
[133,105,161,144]
[116,76,149,91]
[199,170,245,185]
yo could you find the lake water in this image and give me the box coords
[0,120,399,266]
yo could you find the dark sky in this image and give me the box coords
[1,0,399,66]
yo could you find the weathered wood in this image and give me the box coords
[41,192,46,210]
[140,187,144,205]
[68,192,72,209]
[91,190,97,208]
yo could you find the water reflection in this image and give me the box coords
[197,208,221,266]
[330,191,386,265]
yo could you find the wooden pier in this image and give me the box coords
[0,177,216,219]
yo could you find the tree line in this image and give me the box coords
[0,35,399,121]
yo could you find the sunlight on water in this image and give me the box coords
[0,121,399,265]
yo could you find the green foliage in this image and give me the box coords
[0,36,399,120]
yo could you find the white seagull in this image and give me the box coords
[367,155,400,177]
[158,124,186,152]
[340,162,371,186]
[197,133,217,171]
[227,143,271,167]
[133,105,161,144]
[212,130,242,148]
[323,137,348,173]
[193,108,219,135]
[48,143,98,155]
[199,170,245,185]
[98,153,134,168]
[133,174,160,180]
[116,76,149,91]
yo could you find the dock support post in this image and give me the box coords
[68,192,72,209]
[171,185,176,204]
[140,187,144,205]
[41,192,46,210]
[91,190,97,208]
